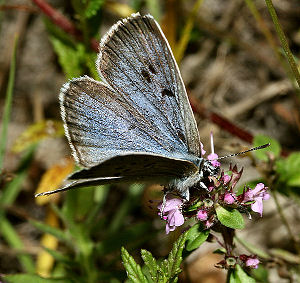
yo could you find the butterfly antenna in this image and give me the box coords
[217,143,270,160]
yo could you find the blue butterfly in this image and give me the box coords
[36,13,219,200]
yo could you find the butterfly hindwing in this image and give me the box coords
[69,153,198,180]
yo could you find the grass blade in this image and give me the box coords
[265,0,300,88]
[0,35,18,172]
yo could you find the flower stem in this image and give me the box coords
[221,226,235,255]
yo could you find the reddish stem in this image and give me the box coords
[31,0,99,51]
[189,96,253,143]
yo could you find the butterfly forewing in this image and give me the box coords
[97,13,201,157]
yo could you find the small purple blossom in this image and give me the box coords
[157,196,184,234]
[205,218,214,228]
[243,183,270,216]
[201,142,206,156]
[207,153,221,167]
[222,173,231,185]
[240,255,260,269]
[197,209,208,221]
[224,192,235,204]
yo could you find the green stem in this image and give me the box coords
[175,0,204,64]
[265,0,300,89]
[0,35,18,172]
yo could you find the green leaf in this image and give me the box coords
[160,231,188,281]
[230,264,256,283]
[186,224,209,251]
[0,215,35,273]
[3,274,73,283]
[215,205,245,229]
[251,265,269,283]
[50,37,86,79]
[276,152,300,187]
[141,249,158,281]
[30,220,72,245]
[121,247,148,283]
[253,135,281,161]
[42,247,74,265]
[84,0,105,18]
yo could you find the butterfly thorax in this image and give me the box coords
[167,158,220,201]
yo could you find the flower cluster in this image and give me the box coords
[216,254,260,269]
[157,134,270,269]
[158,162,270,234]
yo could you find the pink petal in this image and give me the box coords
[224,192,235,204]
[246,257,260,269]
[197,209,208,221]
[251,197,264,216]
[201,143,206,156]
[207,153,218,161]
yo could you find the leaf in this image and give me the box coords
[251,265,269,283]
[50,37,86,79]
[121,247,148,283]
[141,249,158,281]
[161,231,188,280]
[84,0,105,18]
[12,120,64,153]
[215,205,245,229]
[30,220,71,246]
[0,215,35,273]
[229,264,256,283]
[253,135,281,161]
[186,224,209,251]
[3,274,73,283]
[276,152,300,188]
[35,157,74,205]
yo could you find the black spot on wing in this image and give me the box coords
[177,130,186,143]
[162,89,174,97]
[148,64,156,74]
[141,69,151,83]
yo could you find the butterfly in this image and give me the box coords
[36,13,219,200]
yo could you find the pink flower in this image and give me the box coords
[197,209,208,221]
[224,192,235,204]
[240,254,260,269]
[205,218,215,228]
[157,196,184,234]
[246,257,260,269]
[222,174,231,185]
[243,183,270,216]
[200,142,206,156]
[207,153,221,167]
